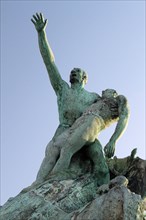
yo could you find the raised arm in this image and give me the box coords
[31,13,67,93]
[104,95,130,158]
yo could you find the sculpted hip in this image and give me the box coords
[69,114,105,143]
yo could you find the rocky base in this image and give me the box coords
[0,149,146,220]
[0,175,145,220]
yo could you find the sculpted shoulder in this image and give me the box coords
[117,95,128,103]
[83,89,101,103]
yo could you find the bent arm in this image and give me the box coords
[110,95,130,143]
[31,13,67,93]
[104,95,130,158]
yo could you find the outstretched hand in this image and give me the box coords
[31,13,48,32]
[104,141,115,158]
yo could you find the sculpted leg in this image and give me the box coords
[51,134,87,173]
[20,140,60,193]
[51,148,72,174]
[36,140,60,183]
[51,115,100,174]
[86,139,110,186]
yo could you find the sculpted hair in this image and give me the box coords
[82,71,88,84]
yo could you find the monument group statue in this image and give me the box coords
[31,13,130,187]
[0,12,145,220]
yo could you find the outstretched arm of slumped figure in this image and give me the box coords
[104,95,130,158]
[31,13,66,93]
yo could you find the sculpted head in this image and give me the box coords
[102,89,118,98]
[70,68,88,86]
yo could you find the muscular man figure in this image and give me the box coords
[31,13,129,187]
[31,13,101,183]
[51,89,129,176]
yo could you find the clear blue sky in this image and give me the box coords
[1,1,145,205]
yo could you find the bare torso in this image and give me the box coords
[83,97,119,127]
[57,85,99,126]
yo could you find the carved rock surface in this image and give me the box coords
[1,149,145,220]
[73,185,143,220]
[0,175,144,220]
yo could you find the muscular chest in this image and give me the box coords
[58,88,97,123]
[64,90,94,112]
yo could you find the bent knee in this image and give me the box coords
[45,144,60,158]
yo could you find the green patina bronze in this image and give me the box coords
[1,13,145,220]
[31,13,130,187]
